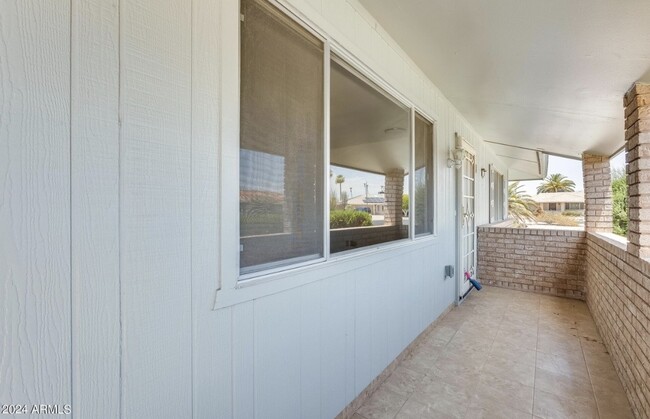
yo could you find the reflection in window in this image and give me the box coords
[489,167,505,223]
[329,55,410,253]
[240,150,285,236]
[414,113,434,236]
[239,0,324,274]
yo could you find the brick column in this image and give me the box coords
[582,153,612,232]
[384,168,404,226]
[624,83,650,258]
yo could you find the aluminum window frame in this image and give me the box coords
[218,0,441,308]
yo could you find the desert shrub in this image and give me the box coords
[330,210,372,229]
[535,212,579,227]
[561,211,582,217]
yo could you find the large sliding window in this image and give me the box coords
[239,0,436,275]
[239,0,324,274]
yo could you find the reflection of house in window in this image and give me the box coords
[347,195,386,215]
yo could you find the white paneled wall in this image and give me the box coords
[0,0,509,418]
[1,0,72,411]
[71,0,120,416]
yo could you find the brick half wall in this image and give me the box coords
[585,233,650,418]
[477,226,587,299]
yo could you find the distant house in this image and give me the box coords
[532,191,585,213]
[347,195,387,215]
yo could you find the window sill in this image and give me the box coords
[213,235,438,310]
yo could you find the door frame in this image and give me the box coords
[454,134,477,303]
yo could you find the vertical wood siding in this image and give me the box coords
[0,0,509,417]
[71,0,121,417]
[119,0,192,417]
[0,0,72,411]
[191,0,222,416]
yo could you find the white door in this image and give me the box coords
[459,145,476,297]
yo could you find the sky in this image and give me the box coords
[331,166,385,199]
[330,165,403,199]
[327,152,627,200]
[517,151,626,196]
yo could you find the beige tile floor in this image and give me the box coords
[353,286,634,419]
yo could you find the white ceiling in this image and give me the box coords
[331,59,411,174]
[359,0,650,158]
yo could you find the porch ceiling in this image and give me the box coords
[359,0,650,159]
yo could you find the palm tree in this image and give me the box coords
[509,182,538,226]
[335,175,345,201]
[537,173,576,193]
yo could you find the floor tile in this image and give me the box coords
[534,367,595,405]
[533,388,599,419]
[410,380,472,418]
[395,397,457,419]
[473,372,535,413]
[382,365,427,397]
[353,288,634,419]
[591,373,635,419]
[356,386,408,419]
[466,397,533,419]
[490,340,537,366]
[535,350,589,380]
[482,354,535,387]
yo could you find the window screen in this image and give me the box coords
[239,0,324,274]
[414,113,434,236]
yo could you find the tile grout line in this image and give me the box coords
[579,304,602,419]
[532,294,541,417]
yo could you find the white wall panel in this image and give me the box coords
[232,302,255,419]
[119,0,192,416]
[254,288,302,419]
[300,282,322,419]
[353,273,374,396]
[0,0,72,410]
[70,0,120,417]
[213,308,234,419]
[320,275,351,418]
[191,0,222,417]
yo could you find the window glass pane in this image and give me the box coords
[490,168,505,222]
[414,113,434,235]
[240,0,324,274]
[329,56,410,253]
